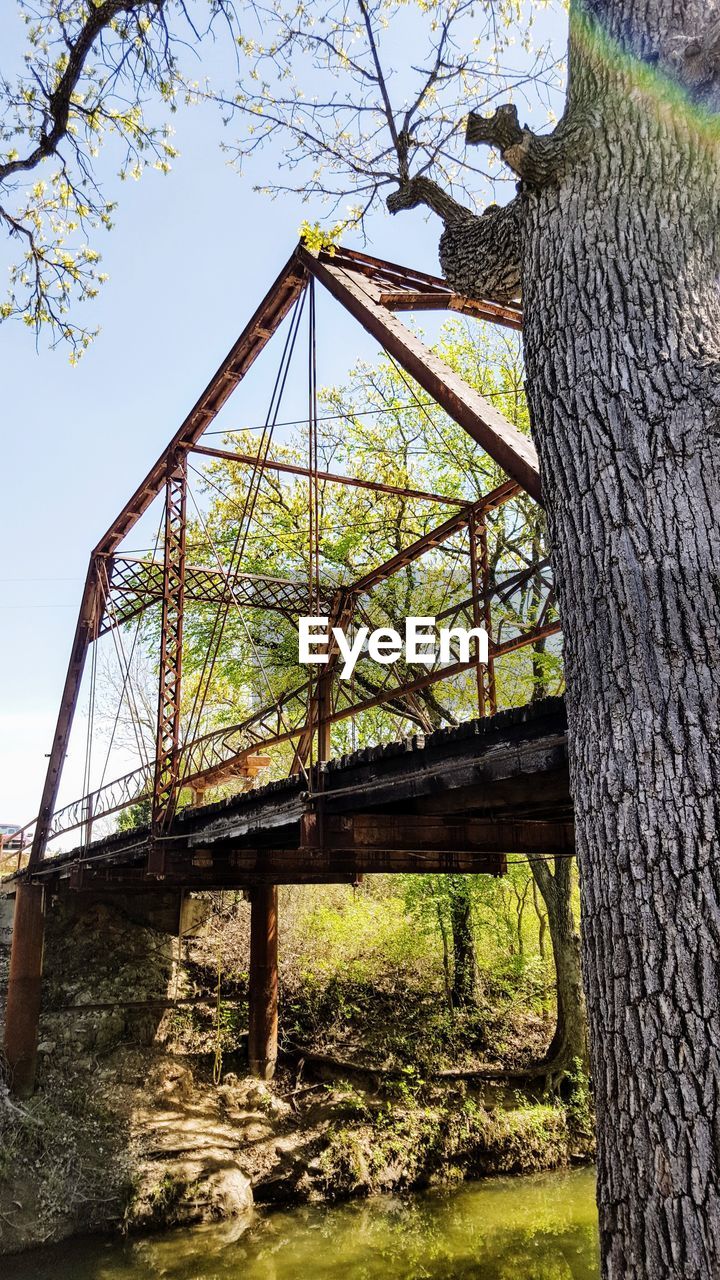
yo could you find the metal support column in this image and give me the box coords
[29,558,103,866]
[468,511,496,717]
[316,667,332,764]
[4,883,46,1097]
[478,515,497,715]
[152,454,187,838]
[248,884,278,1079]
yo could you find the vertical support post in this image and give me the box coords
[316,666,332,764]
[467,511,486,717]
[468,511,496,717]
[4,883,46,1097]
[290,589,352,776]
[478,514,497,715]
[152,453,187,835]
[83,792,95,849]
[29,558,103,866]
[248,884,278,1079]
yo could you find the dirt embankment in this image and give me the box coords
[0,896,592,1255]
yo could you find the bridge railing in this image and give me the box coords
[33,480,560,850]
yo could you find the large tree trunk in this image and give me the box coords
[520,4,720,1276]
[449,879,477,1008]
[531,856,588,1076]
[429,1,720,1272]
[395,0,720,1262]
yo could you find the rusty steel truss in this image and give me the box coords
[26,244,557,866]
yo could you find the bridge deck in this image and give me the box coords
[23,697,570,892]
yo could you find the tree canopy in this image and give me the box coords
[0,0,239,351]
[0,0,563,350]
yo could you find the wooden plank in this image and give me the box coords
[300,812,574,855]
[223,846,507,876]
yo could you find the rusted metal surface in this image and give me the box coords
[26,243,553,860]
[319,245,522,332]
[94,256,308,561]
[37,619,561,847]
[468,510,488,716]
[474,512,498,715]
[290,589,355,777]
[3,883,46,1097]
[379,290,523,330]
[28,257,307,866]
[300,246,542,503]
[152,455,187,834]
[101,556,335,635]
[28,559,103,867]
[349,479,518,596]
[190,443,471,507]
[248,884,278,1080]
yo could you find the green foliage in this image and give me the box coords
[0,1,239,350]
[298,220,346,251]
[117,794,151,831]
[175,318,562,787]
[318,1093,574,1199]
[565,1056,594,1139]
[277,876,560,1075]
[229,0,559,235]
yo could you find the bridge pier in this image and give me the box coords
[4,882,46,1098]
[248,884,278,1080]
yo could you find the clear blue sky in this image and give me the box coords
[0,3,567,827]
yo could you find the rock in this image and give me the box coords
[37,1040,56,1054]
[139,1156,254,1228]
[94,1011,126,1053]
[245,1081,272,1108]
[158,1063,194,1102]
[196,1163,253,1220]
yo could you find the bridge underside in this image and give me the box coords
[28,697,571,891]
[4,699,571,1091]
[5,246,565,1094]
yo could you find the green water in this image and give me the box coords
[5,1167,598,1280]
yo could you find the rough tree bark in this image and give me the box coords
[449,879,478,1008]
[390,2,720,1274]
[529,559,588,1077]
[531,855,588,1075]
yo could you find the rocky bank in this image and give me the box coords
[0,892,591,1255]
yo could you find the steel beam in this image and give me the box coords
[152,455,187,833]
[319,245,522,328]
[29,559,103,865]
[190,443,470,507]
[301,246,542,503]
[93,256,307,560]
[248,884,278,1080]
[291,590,354,775]
[379,290,523,330]
[4,883,46,1096]
[350,478,518,596]
[29,256,308,861]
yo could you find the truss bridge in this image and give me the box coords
[2,245,567,1095]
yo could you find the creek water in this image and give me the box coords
[5,1166,598,1280]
